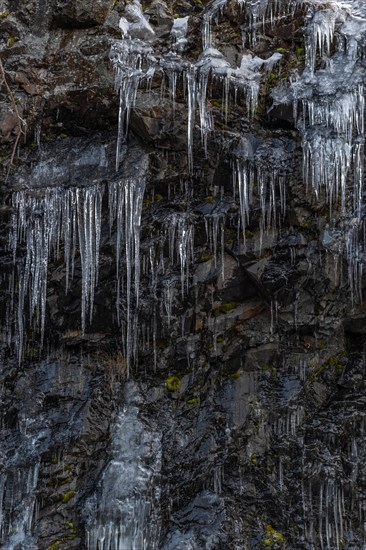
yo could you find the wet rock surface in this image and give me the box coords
[1,0,366,549]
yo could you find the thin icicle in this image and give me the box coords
[110,38,157,170]
[164,213,194,298]
[76,185,104,334]
[9,185,104,362]
[186,65,196,173]
[108,178,146,375]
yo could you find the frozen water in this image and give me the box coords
[122,0,155,42]
[9,179,146,365]
[85,383,162,550]
[163,213,194,297]
[110,39,157,170]
[109,179,146,375]
[271,0,366,297]
[171,16,189,53]
[0,463,39,549]
[10,185,102,360]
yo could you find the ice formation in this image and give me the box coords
[272,0,366,298]
[7,0,366,367]
[108,178,146,374]
[9,179,145,367]
[85,383,162,550]
[10,185,103,360]
[112,0,284,171]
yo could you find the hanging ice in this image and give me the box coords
[111,0,285,171]
[233,135,289,252]
[9,184,104,361]
[85,383,162,550]
[271,0,366,298]
[108,178,146,375]
[76,186,104,333]
[163,212,194,298]
[0,463,39,549]
[171,16,189,53]
[202,0,294,51]
[110,20,157,170]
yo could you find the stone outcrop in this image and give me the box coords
[1,0,366,549]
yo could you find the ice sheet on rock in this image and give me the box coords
[171,16,189,53]
[337,0,366,19]
[121,0,155,42]
[0,462,39,549]
[85,382,162,550]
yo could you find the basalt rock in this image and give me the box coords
[1,0,366,549]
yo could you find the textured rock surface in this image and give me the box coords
[1,0,366,549]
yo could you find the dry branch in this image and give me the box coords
[0,55,27,175]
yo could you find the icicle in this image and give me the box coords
[204,213,225,275]
[76,185,104,334]
[108,178,146,375]
[163,213,194,298]
[162,279,175,327]
[160,53,185,115]
[110,38,157,170]
[201,0,228,51]
[234,159,252,247]
[197,71,211,156]
[305,8,338,73]
[186,65,196,173]
[9,185,104,362]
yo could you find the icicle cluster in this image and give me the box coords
[108,0,157,171]
[163,213,194,298]
[108,178,146,375]
[9,179,146,365]
[273,0,366,300]
[232,137,289,252]
[111,0,286,172]
[203,0,296,50]
[10,185,103,360]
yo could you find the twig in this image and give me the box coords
[0,55,27,177]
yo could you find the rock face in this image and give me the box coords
[1,0,366,549]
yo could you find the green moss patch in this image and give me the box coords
[165,376,181,392]
[186,397,199,405]
[264,524,285,546]
[61,490,75,504]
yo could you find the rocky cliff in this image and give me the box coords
[1,0,366,549]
